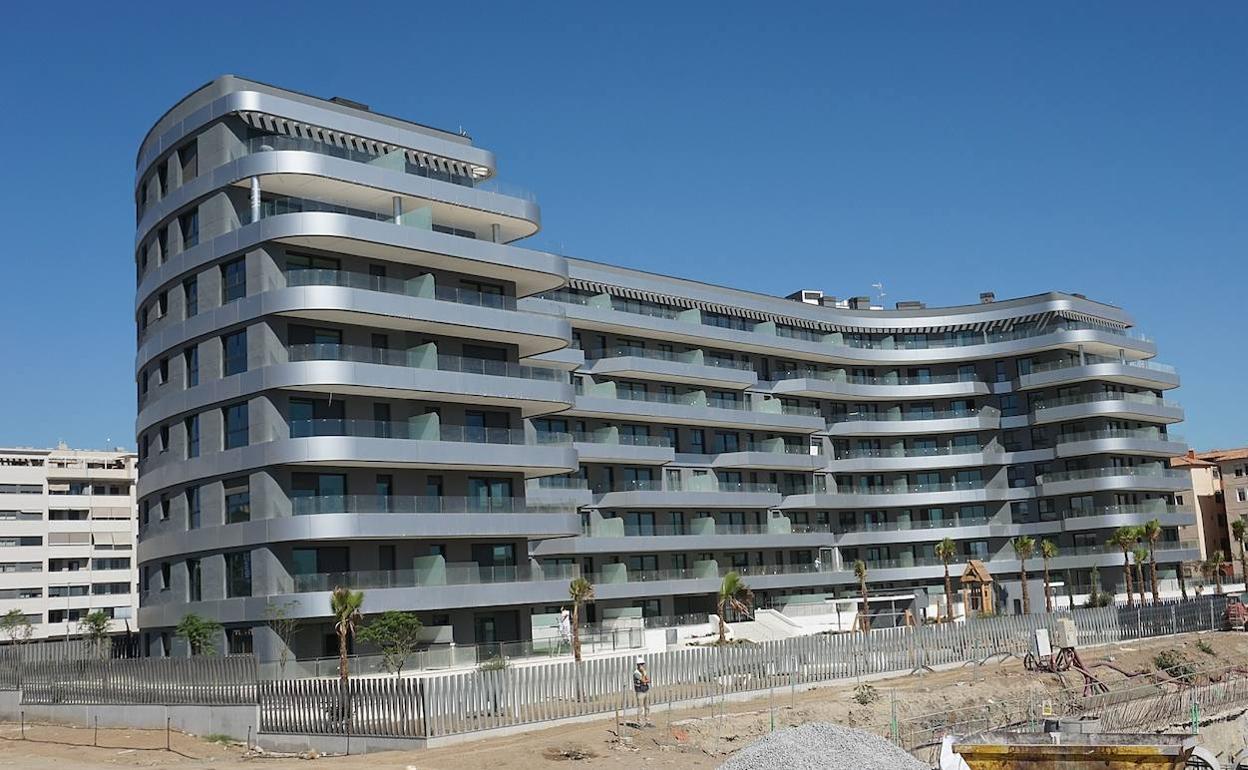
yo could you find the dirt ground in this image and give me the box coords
[2,631,1246,770]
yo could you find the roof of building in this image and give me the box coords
[961,560,993,583]
[1171,450,1219,468]
[1196,447,1248,463]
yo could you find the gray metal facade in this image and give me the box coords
[134,76,1191,661]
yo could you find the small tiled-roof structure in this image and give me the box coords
[960,559,994,615]
[962,559,993,584]
[1197,447,1248,463]
[1171,449,1218,468]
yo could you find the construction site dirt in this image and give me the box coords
[1,630,1246,770]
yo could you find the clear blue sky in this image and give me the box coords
[0,3,1244,451]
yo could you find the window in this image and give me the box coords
[158,357,169,385]
[221,258,246,304]
[225,551,252,598]
[157,291,169,318]
[178,141,198,182]
[184,345,198,387]
[228,628,253,655]
[179,210,198,250]
[187,558,201,601]
[160,561,171,590]
[225,477,250,524]
[222,330,247,376]
[158,425,170,453]
[186,485,201,529]
[185,415,199,458]
[224,402,248,449]
[183,277,198,318]
[1238,488,1247,503]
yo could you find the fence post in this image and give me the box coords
[165,716,170,752]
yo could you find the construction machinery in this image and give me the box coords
[952,731,1198,770]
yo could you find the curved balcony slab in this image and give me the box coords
[138,360,574,433]
[524,346,585,371]
[1018,361,1179,392]
[778,486,1028,510]
[137,436,580,498]
[591,489,782,510]
[138,211,567,311]
[1031,399,1184,426]
[573,441,675,466]
[583,355,757,390]
[1062,510,1195,533]
[825,449,1004,473]
[524,484,593,510]
[136,150,539,248]
[826,411,999,437]
[569,395,824,433]
[1055,435,1189,459]
[139,511,581,563]
[533,531,837,556]
[765,377,990,402]
[137,285,571,371]
[707,450,824,472]
[1038,471,1190,497]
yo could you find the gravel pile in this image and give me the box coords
[719,722,930,770]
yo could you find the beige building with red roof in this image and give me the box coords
[1171,447,1248,575]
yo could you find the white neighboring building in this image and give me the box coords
[0,446,138,641]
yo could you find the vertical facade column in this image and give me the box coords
[491,223,502,243]
[249,177,261,224]
[393,196,403,226]
[1078,344,1086,365]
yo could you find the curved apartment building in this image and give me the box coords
[134,76,1191,660]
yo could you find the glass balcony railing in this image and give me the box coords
[835,444,988,460]
[826,481,986,496]
[287,268,517,310]
[584,346,755,371]
[1027,356,1176,375]
[287,343,563,381]
[771,370,980,386]
[828,407,990,424]
[588,389,819,417]
[290,494,569,515]
[1067,540,1198,558]
[570,432,673,448]
[530,477,590,490]
[596,480,781,495]
[1055,429,1185,445]
[292,562,579,593]
[1034,391,1180,411]
[1061,504,1191,520]
[240,135,536,202]
[1037,467,1188,484]
[287,419,571,445]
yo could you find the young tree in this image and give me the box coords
[567,577,594,662]
[175,613,222,656]
[935,537,957,621]
[1207,552,1226,595]
[264,601,302,676]
[77,610,112,657]
[1040,540,1059,613]
[357,611,424,678]
[1132,547,1149,607]
[1177,560,1189,601]
[1012,536,1035,615]
[716,571,754,644]
[1233,518,1248,587]
[1142,518,1162,604]
[330,586,364,683]
[853,560,871,632]
[0,609,33,645]
[1109,527,1137,609]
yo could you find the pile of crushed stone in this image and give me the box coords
[718,722,930,770]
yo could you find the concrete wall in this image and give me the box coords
[0,691,259,741]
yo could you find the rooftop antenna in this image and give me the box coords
[871,282,886,303]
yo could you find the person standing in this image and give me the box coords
[632,656,652,726]
[558,607,572,652]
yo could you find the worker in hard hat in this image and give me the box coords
[632,656,652,726]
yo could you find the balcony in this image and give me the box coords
[1031,392,1184,425]
[571,430,675,465]
[572,382,824,432]
[1054,429,1187,458]
[593,478,783,509]
[827,444,1001,472]
[582,346,757,390]
[766,370,990,401]
[1018,357,1179,391]
[826,406,999,436]
[1037,466,1191,496]
[1060,504,1195,532]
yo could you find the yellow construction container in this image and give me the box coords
[952,731,1197,770]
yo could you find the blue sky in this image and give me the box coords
[0,3,1244,451]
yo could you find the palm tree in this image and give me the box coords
[1040,540,1058,613]
[1207,551,1226,595]
[1142,518,1162,604]
[1013,536,1035,615]
[568,577,594,663]
[853,560,871,632]
[935,537,957,621]
[716,571,754,644]
[1109,527,1137,609]
[330,586,364,683]
[1233,518,1248,587]
[1132,547,1149,607]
